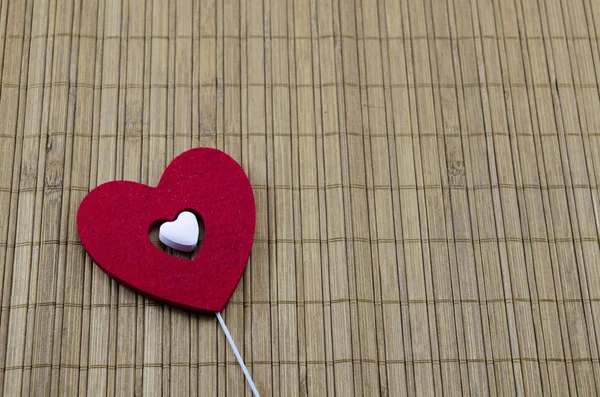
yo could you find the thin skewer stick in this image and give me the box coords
[216,312,260,396]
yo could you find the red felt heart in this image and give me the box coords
[77,148,255,313]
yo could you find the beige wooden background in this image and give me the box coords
[1,0,600,395]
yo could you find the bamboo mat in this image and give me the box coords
[2,0,600,395]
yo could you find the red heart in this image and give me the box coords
[77,148,255,313]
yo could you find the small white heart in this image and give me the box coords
[159,211,199,253]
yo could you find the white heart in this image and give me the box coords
[159,211,199,252]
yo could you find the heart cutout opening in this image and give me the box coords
[148,210,205,260]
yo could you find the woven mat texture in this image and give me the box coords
[1,0,600,395]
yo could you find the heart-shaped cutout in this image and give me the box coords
[159,211,199,252]
[77,148,256,313]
